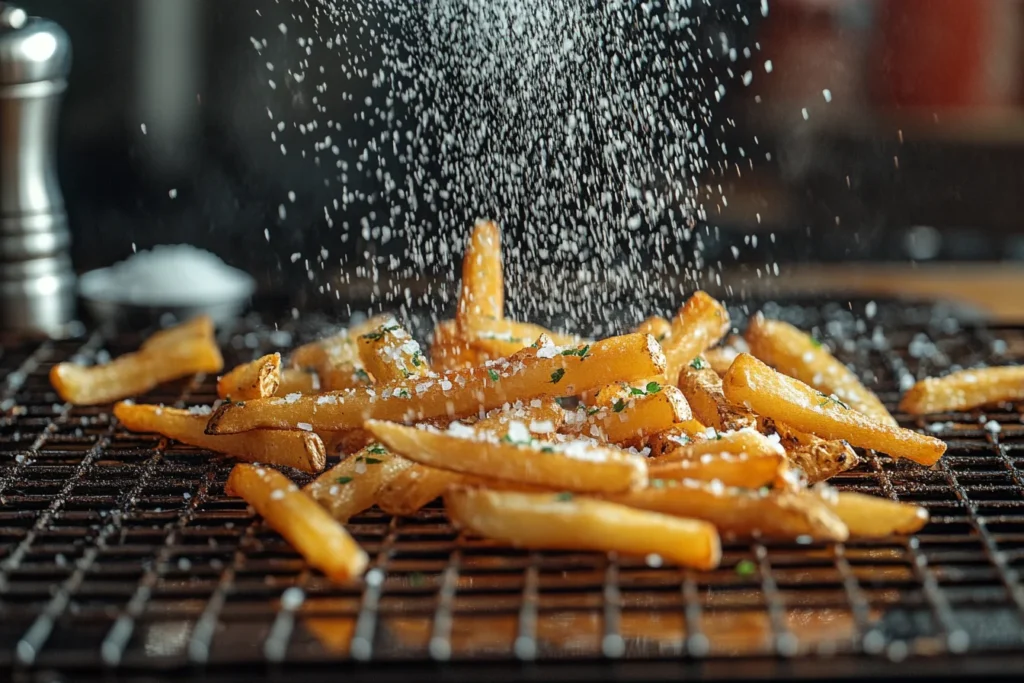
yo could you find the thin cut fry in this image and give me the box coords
[662,292,731,383]
[141,315,214,350]
[277,368,321,395]
[51,318,224,405]
[357,322,430,383]
[457,220,505,333]
[114,402,326,473]
[723,354,946,465]
[899,366,1024,415]
[565,385,691,445]
[304,444,413,522]
[226,464,367,582]
[608,482,849,542]
[217,353,281,400]
[757,417,860,484]
[206,333,665,434]
[652,428,784,465]
[366,420,647,493]
[677,361,756,431]
[446,488,721,570]
[648,452,783,489]
[818,489,928,537]
[746,316,896,426]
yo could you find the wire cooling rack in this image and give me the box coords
[2,301,1024,681]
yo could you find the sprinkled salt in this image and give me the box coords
[281,587,306,610]
[270,489,286,500]
[296,422,313,431]
[507,420,531,443]
[984,420,1002,434]
[529,420,555,434]
[285,392,302,404]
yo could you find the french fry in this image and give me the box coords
[645,421,709,458]
[899,366,1024,415]
[457,220,505,333]
[648,452,783,489]
[289,315,392,387]
[746,316,896,426]
[431,319,479,370]
[206,333,665,434]
[113,402,326,473]
[818,489,928,537]
[322,429,374,456]
[304,444,413,522]
[652,428,784,465]
[357,322,430,383]
[365,420,647,493]
[634,315,672,342]
[51,319,224,405]
[723,354,946,466]
[677,361,757,431]
[662,292,731,383]
[226,464,367,582]
[608,482,849,542]
[376,464,464,516]
[446,488,721,570]
[277,368,321,395]
[141,315,214,350]
[217,353,281,400]
[565,385,691,445]
[756,417,860,484]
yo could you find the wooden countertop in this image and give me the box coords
[722,262,1024,324]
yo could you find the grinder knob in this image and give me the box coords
[0,1,75,336]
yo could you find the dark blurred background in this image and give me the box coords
[18,0,1024,303]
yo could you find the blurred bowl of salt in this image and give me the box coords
[79,245,256,332]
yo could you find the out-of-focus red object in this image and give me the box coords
[870,0,1021,109]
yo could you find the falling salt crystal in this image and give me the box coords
[168,188,178,199]
[270,489,286,500]
[281,587,306,610]
[645,554,663,568]
[984,420,1002,434]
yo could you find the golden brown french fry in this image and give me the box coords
[217,353,281,400]
[226,464,367,582]
[366,420,647,493]
[645,421,709,457]
[652,428,784,465]
[648,451,783,489]
[374,400,567,515]
[756,417,859,485]
[662,292,731,383]
[51,320,224,406]
[608,482,848,542]
[446,488,721,570]
[304,444,413,522]
[277,368,321,395]
[457,220,505,333]
[634,315,672,342]
[818,489,928,537]
[357,322,430,383]
[565,384,690,445]
[704,345,741,377]
[899,366,1024,415]
[677,361,756,431]
[289,315,392,386]
[322,429,374,456]
[376,464,463,516]
[141,315,214,350]
[723,354,946,466]
[206,333,665,434]
[113,402,326,473]
[431,319,479,370]
[746,316,896,426]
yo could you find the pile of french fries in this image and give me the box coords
[56,218,1022,583]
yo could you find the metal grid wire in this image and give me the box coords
[2,301,1024,680]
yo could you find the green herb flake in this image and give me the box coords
[550,368,566,384]
[587,406,600,416]
[367,443,388,455]
[612,399,627,413]
[336,476,354,485]
[645,381,661,394]
[488,369,500,382]
[577,344,591,359]
[715,430,723,441]
[810,337,823,349]
[656,333,668,342]
[690,357,705,370]
[630,387,645,396]
[411,352,423,367]
[354,368,370,382]
[554,492,573,502]
[362,325,400,341]
[735,559,757,577]
[364,457,384,465]
[541,446,555,454]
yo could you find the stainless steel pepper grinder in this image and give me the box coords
[0,2,75,336]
